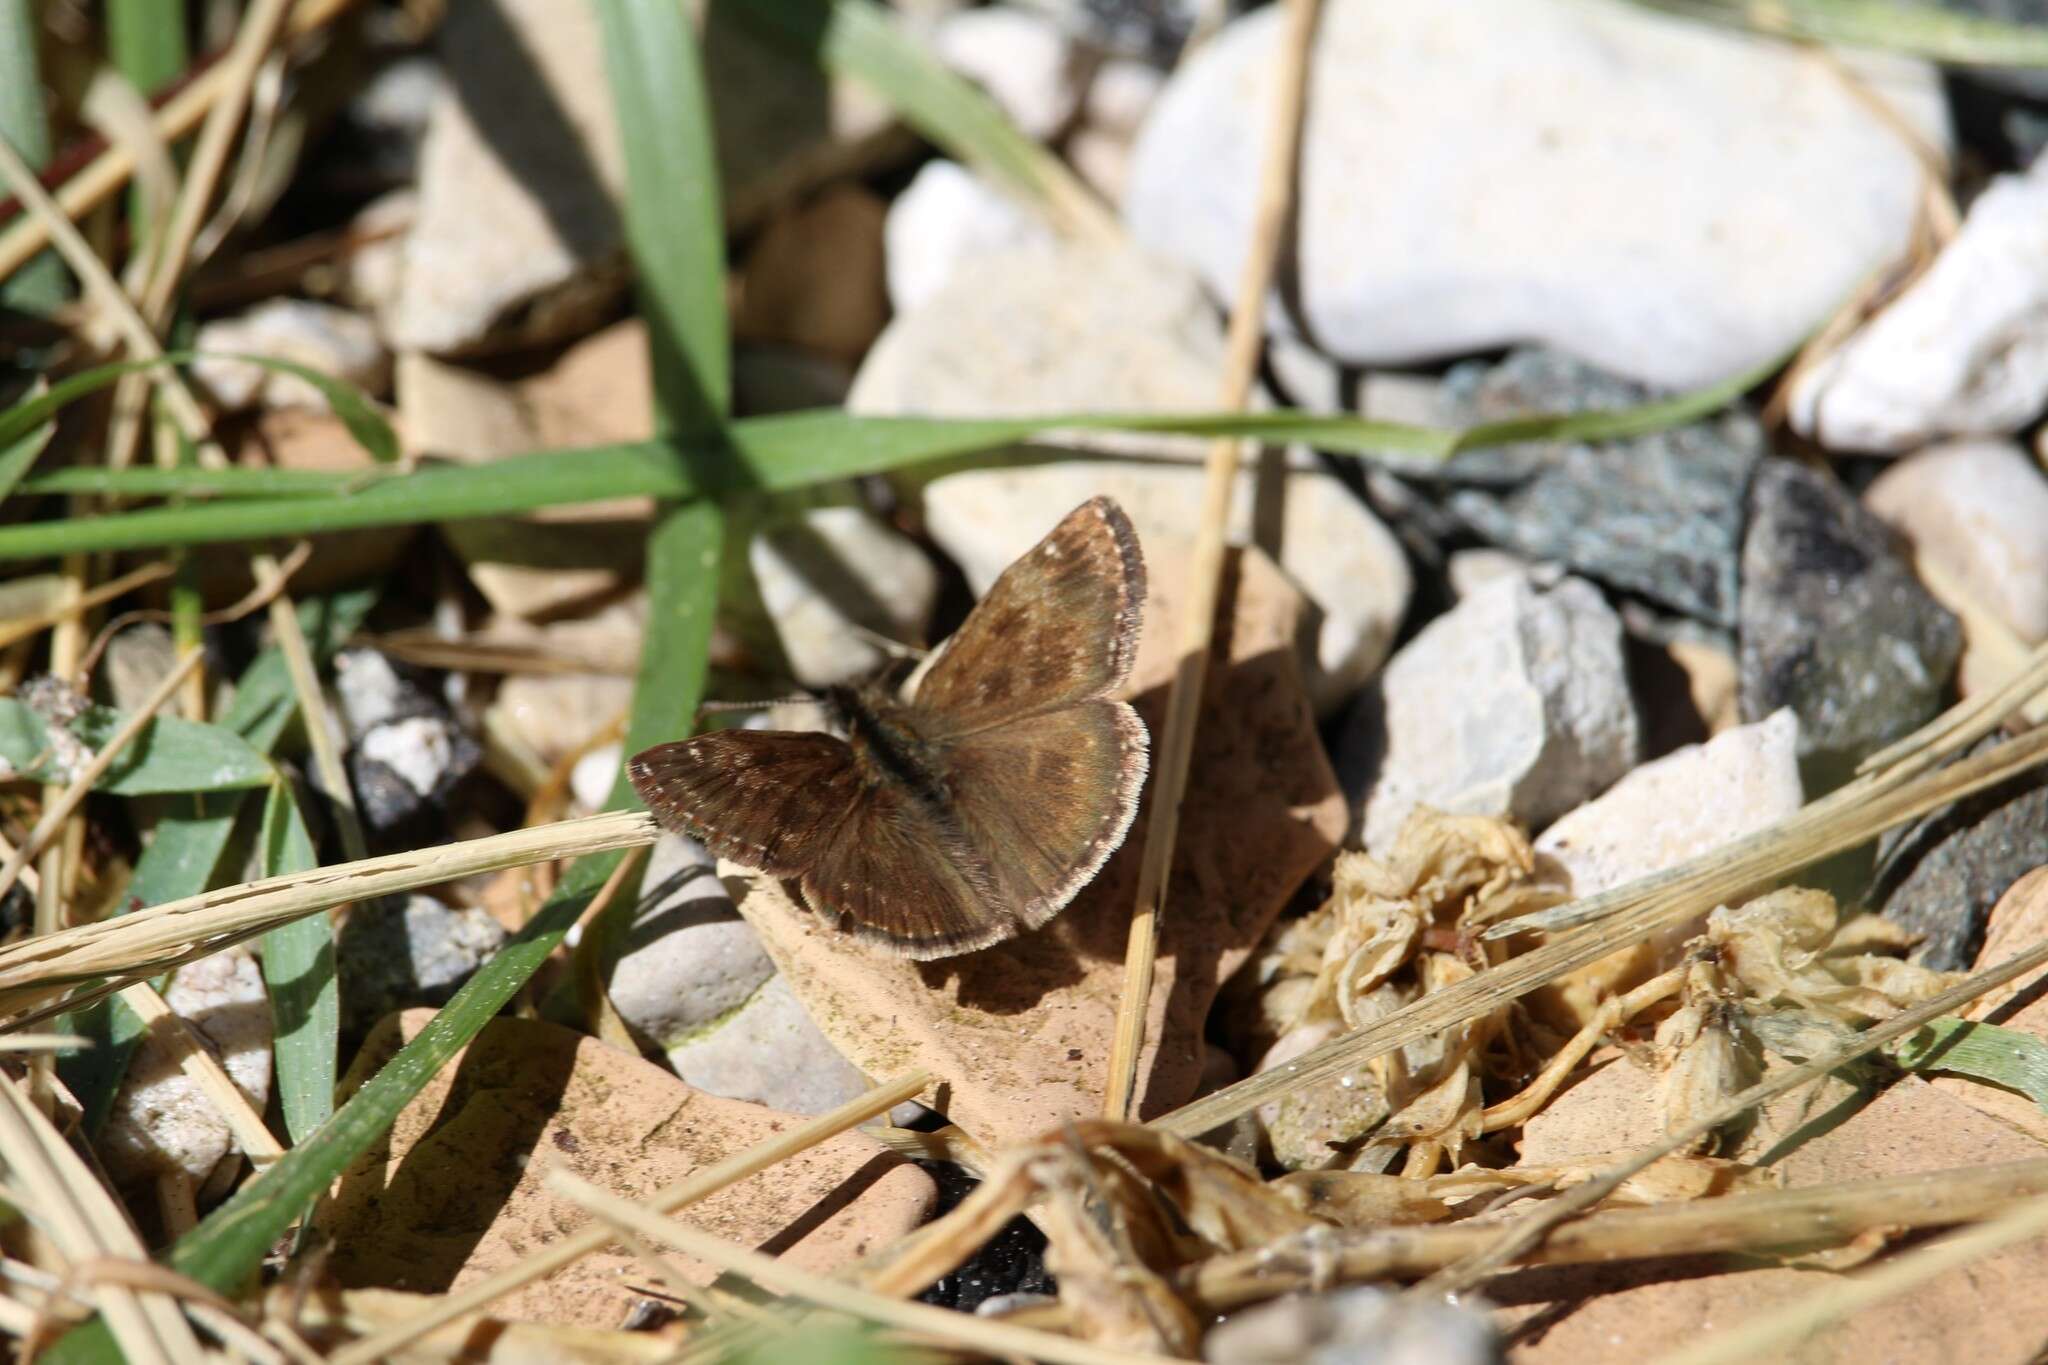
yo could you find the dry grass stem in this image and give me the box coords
[545,1167,1166,1365]
[1185,1158,2048,1311]
[0,647,204,906]
[1155,696,2048,1140]
[0,562,173,654]
[1105,0,1324,1122]
[116,981,285,1166]
[0,0,362,284]
[1418,887,2048,1298]
[0,1069,200,1362]
[326,1068,934,1365]
[1652,1190,2048,1365]
[0,810,661,1023]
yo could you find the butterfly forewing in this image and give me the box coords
[627,731,863,876]
[913,496,1146,737]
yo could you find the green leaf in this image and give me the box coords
[56,588,377,1131]
[1889,1017,2048,1111]
[1634,0,2048,65]
[731,0,1113,239]
[0,352,397,461]
[0,412,53,505]
[258,781,335,1144]
[0,700,273,794]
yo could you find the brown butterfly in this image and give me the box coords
[628,497,1151,959]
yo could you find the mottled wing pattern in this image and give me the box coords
[939,699,1149,929]
[798,775,1011,957]
[627,731,860,876]
[629,729,1010,957]
[914,496,1146,738]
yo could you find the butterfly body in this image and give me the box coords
[629,497,1150,959]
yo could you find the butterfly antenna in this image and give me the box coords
[846,623,928,662]
[697,695,816,717]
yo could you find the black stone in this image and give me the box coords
[1737,459,1961,791]
[913,1161,1056,1313]
[1424,347,1761,627]
[1873,737,2048,971]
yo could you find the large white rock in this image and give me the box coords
[884,161,1057,314]
[1790,161,2048,452]
[1356,573,1638,851]
[1865,440,2048,645]
[1125,0,1946,390]
[932,5,1082,142]
[923,460,1409,714]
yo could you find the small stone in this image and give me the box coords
[884,161,1058,314]
[1354,573,1639,852]
[1789,154,2048,452]
[666,974,873,1117]
[523,318,656,449]
[334,648,482,831]
[1068,57,1166,200]
[1874,737,2048,971]
[1205,1286,1497,1365]
[1737,460,1962,788]
[1425,347,1763,627]
[1126,0,1945,389]
[341,55,445,184]
[319,1012,936,1328]
[601,834,775,1046]
[483,594,643,767]
[749,506,940,688]
[1865,439,2048,644]
[569,743,620,814]
[100,949,273,1187]
[335,190,416,322]
[1536,709,1803,899]
[192,299,389,413]
[923,460,1410,713]
[100,623,180,714]
[1445,548,1535,599]
[734,185,891,365]
[933,6,1082,142]
[337,894,507,1036]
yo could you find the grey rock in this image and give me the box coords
[333,648,481,831]
[1737,460,1961,789]
[101,623,180,713]
[338,894,507,1036]
[1426,348,1762,627]
[601,834,777,1048]
[1351,572,1639,851]
[664,974,872,1117]
[749,507,940,689]
[1205,1286,1498,1365]
[1874,736,2048,971]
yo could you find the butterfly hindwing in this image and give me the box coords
[913,496,1146,738]
[937,699,1149,929]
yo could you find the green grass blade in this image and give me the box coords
[1890,1017,2048,1110]
[0,343,1780,561]
[0,352,397,459]
[1635,0,2048,65]
[0,0,68,313]
[0,412,53,504]
[258,780,335,1143]
[731,0,1115,239]
[108,0,188,249]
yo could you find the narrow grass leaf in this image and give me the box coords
[1891,1017,2048,1111]
[0,412,52,504]
[258,780,336,1143]
[1635,0,2048,65]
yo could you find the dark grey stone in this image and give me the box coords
[338,894,507,1036]
[333,648,481,832]
[1426,347,1761,627]
[1737,459,1961,790]
[1873,738,2048,971]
